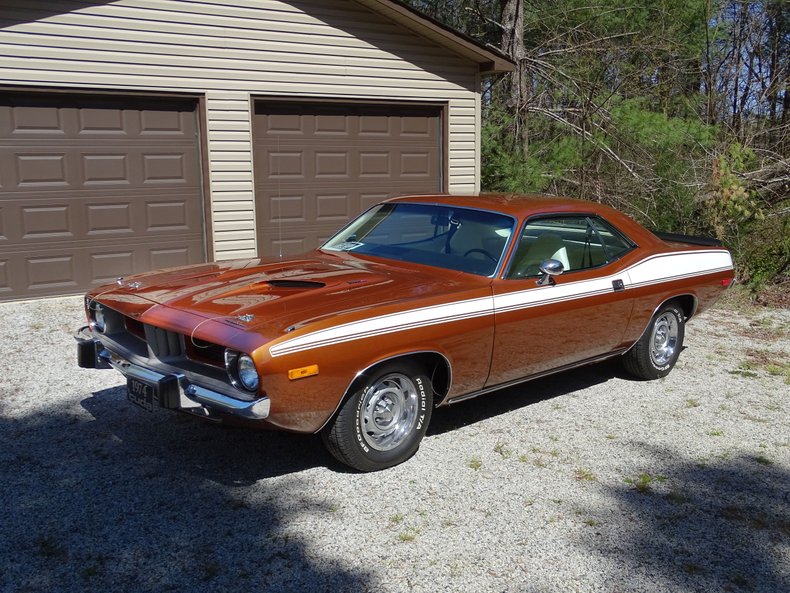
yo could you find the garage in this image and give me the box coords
[0,92,205,301]
[253,101,442,256]
[0,0,513,301]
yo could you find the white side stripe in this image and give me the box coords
[268,250,733,357]
[493,276,615,312]
[269,296,493,357]
[625,250,732,286]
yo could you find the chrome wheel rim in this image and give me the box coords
[360,373,419,452]
[650,313,678,367]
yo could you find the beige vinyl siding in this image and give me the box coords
[0,0,481,259]
[205,92,256,257]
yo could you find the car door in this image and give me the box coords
[486,214,636,387]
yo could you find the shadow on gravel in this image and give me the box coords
[428,359,622,436]
[80,386,332,483]
[0,386,373,593]
[590,444,790,592]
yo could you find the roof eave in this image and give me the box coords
[355,0,516,74]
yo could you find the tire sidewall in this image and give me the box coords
[347,363,432,469]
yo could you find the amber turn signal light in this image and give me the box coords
[288,364,319,381]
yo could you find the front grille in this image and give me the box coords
[145,325,185,359]
[110,309,224,367]
[185,337,226,368]
[125,316,146,340]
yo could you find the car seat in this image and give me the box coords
[510,232,570,277]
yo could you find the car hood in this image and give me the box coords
[95,251,479,338]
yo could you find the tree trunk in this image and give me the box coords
[499,0,528,156]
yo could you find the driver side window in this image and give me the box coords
[506,216,629,279]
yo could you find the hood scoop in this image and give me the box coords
[266,280,325,289]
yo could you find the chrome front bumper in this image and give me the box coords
[76,327,270,420]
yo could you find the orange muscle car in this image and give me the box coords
[76,194,734,471]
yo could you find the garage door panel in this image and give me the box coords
[139,109,193,136]
[21,204,74,240]
[268,193,307,223]
[82,154,130,185]
[3,104,65,136]
[0,236,204,297]
[313,114,350,136]
[0,93,205,301]
[268,150,305,179]
[148,245,195,270]
[359,151,391,177]
[0,260,9,295]
[1,98,197,140]
[268,236,308,258]
[259,189,357,224]
[358,115,391,135]
[78,107,126,135]
[0,192,201,244]
[26,254,78,291]
[260,150,437,185]
[90,250,135,284]
[254,102,442,257]
[261,112,305,135]
[145,199,192,232]
[400,151,435,177]
[315,151,351,179]
[316,193,352,222]
[264,230,341,259]
[86,203,133,236]
[0,147,201,191]
[400,116,436,137]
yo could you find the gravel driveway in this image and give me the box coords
[1,295,788,593]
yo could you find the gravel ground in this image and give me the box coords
[1,295,788,593]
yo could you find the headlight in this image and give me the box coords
[92,304,106,333]
[237,354,259,392]
[224,350,260,392]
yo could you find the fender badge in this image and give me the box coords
[237,314,255,323]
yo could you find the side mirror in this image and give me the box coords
[537,259,564,286]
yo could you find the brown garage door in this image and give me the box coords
[253,102,442,256]
[0,92,205,301]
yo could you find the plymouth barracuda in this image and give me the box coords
[76,194,734,471]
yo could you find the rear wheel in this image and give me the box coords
[623,302,685,380]
[321,362,433,472]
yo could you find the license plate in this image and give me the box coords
[127,376,157,412]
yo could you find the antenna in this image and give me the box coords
[276,133,283,259]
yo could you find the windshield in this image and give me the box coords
[322,203,515,276]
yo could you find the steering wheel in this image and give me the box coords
[463,248,498,263]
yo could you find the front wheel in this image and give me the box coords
[623,303,685,380]
[321,362,433,472]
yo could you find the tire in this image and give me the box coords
[321,361,433,472]
[623,302,685,380]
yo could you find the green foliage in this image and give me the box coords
[702,142,788,291]
[737,211,790,291]
[711,143,764,228]
[610,99,714,149]
[608,98,716,232]
[481,111,547,193]
[405,0,789,293]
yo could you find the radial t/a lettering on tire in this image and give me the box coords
[623,302,685,380]
[321,361,433,472]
